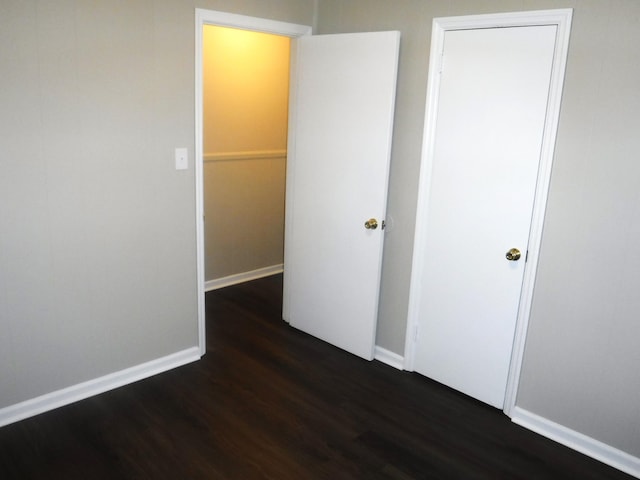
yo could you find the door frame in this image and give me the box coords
[403,9,572,416]
[195,9,312,355]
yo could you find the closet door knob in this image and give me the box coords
[505,248,521,261]
[364,218,378,230]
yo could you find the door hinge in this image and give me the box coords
[438,52,445,73]
[413,324,419,342]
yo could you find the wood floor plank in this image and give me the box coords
[0,274,634,479]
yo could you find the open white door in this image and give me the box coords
[283,31,400,360]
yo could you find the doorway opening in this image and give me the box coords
[195,9,312,355]
[202,25,290,291]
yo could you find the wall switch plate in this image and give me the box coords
[175,147,188,170]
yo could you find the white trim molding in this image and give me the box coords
[512,407,640,479]
[205,264,284,291]
[204,149,287,163]
[374,346,404,370]
[196,9,313,37]
[0,347,200,428]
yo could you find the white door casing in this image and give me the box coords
[283,31,400,360]
[405,10,572,413]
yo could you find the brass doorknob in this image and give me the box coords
[505,248,521,261]
[364,218,378,230]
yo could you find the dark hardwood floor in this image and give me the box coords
[0,274,633,479]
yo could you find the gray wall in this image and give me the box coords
[0,0,315,409]
[516,0,640,458]
[317,0,640,459]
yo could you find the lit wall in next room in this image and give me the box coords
[203,26,291,286]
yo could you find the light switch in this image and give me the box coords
[175,147,188,170]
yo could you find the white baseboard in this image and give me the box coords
[205,264,284,291]
[0,347,201,428]
[374,346,405,370]
[511,406,640,479]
